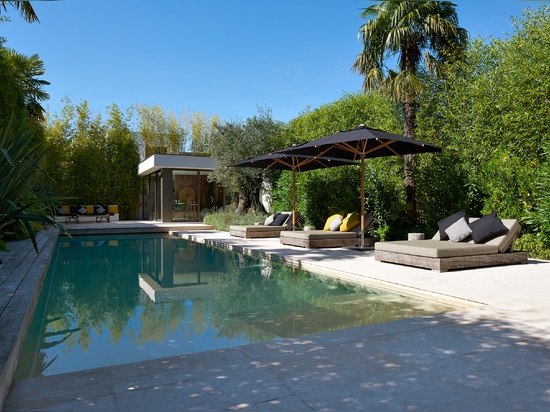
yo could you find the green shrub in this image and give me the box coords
[524,143,550,245]
[203,210,268,232]
[515,233,550,260]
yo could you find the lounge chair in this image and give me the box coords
[229,212,294,239]
[374,217,528,272]
[280,213,375,249]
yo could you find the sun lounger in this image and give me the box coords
[230,212,294,239]
[374,217,528,272]
[280,214,375,249]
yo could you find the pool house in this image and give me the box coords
[138,154,225,222]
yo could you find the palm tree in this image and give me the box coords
[0,1,38,23]
[2,48,50,121]
[352,0,468,223]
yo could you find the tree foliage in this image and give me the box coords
[272,92,404,231]
[43,100,141,219]
[352,1,468,222]
[209,108,284,213]
[0,44,49,149]
[132,104,188,157]
[185,110,219,154]
[525,143,550,245]
[104,105,141,219]
[0,1,39,23]
[0,43,27,135]
[416,5,550,223]
[2,48,50,121]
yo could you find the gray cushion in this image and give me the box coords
[437,210,467,241]
[445,217,472,243]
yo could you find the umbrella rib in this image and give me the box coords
[264,157,302,170]
[366,139,400,156]
[315,143,361,161]
[264,155,344,171]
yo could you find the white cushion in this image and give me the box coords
[78,206,87,215]
[445,217,472,243]
[329,215,343,231]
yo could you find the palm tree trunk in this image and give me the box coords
[403,98,417,224]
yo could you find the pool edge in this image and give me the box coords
[0,229,59,411]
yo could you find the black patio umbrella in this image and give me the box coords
[280,125,443,248]
[233,152,356,230]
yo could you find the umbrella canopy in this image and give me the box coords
[233,153,356,229]
[281,125,443,247]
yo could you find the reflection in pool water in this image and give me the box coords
[15,234,453,379]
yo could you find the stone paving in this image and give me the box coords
[1,224,550,411]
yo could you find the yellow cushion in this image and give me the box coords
[340,212,360,232]
[85,205,94,214]
[324,214,343,231]
[108,205,119,214]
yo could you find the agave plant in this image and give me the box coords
[0,122,69,252]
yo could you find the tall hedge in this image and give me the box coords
[43,101,141,219]
[416,6,550,225]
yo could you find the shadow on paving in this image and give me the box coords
[5,309,550,411]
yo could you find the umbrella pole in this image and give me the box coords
[360,156,365,248]
[292,169,296,230]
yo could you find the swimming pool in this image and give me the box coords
[15,234,454,379]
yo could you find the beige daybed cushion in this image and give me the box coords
[281,230,358,241]
[230,225,287,233]
[375,240,498,258]
[280,230,361,248]
[375,218,521,258]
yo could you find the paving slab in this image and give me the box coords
[2,225,550,411]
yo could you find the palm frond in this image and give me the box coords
[1,121,70,252]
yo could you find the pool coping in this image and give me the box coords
[0,229,58,411]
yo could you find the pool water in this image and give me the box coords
[15,234,453,379]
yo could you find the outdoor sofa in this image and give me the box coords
[374,212,528,272]
[55,204,119,223]
[280,213,375,249]
[229,212,294,238]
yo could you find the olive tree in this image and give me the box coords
[209,108,284,213]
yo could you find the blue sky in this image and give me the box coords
[2,0,547,123]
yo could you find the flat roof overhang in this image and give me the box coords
[138,154,216,176]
